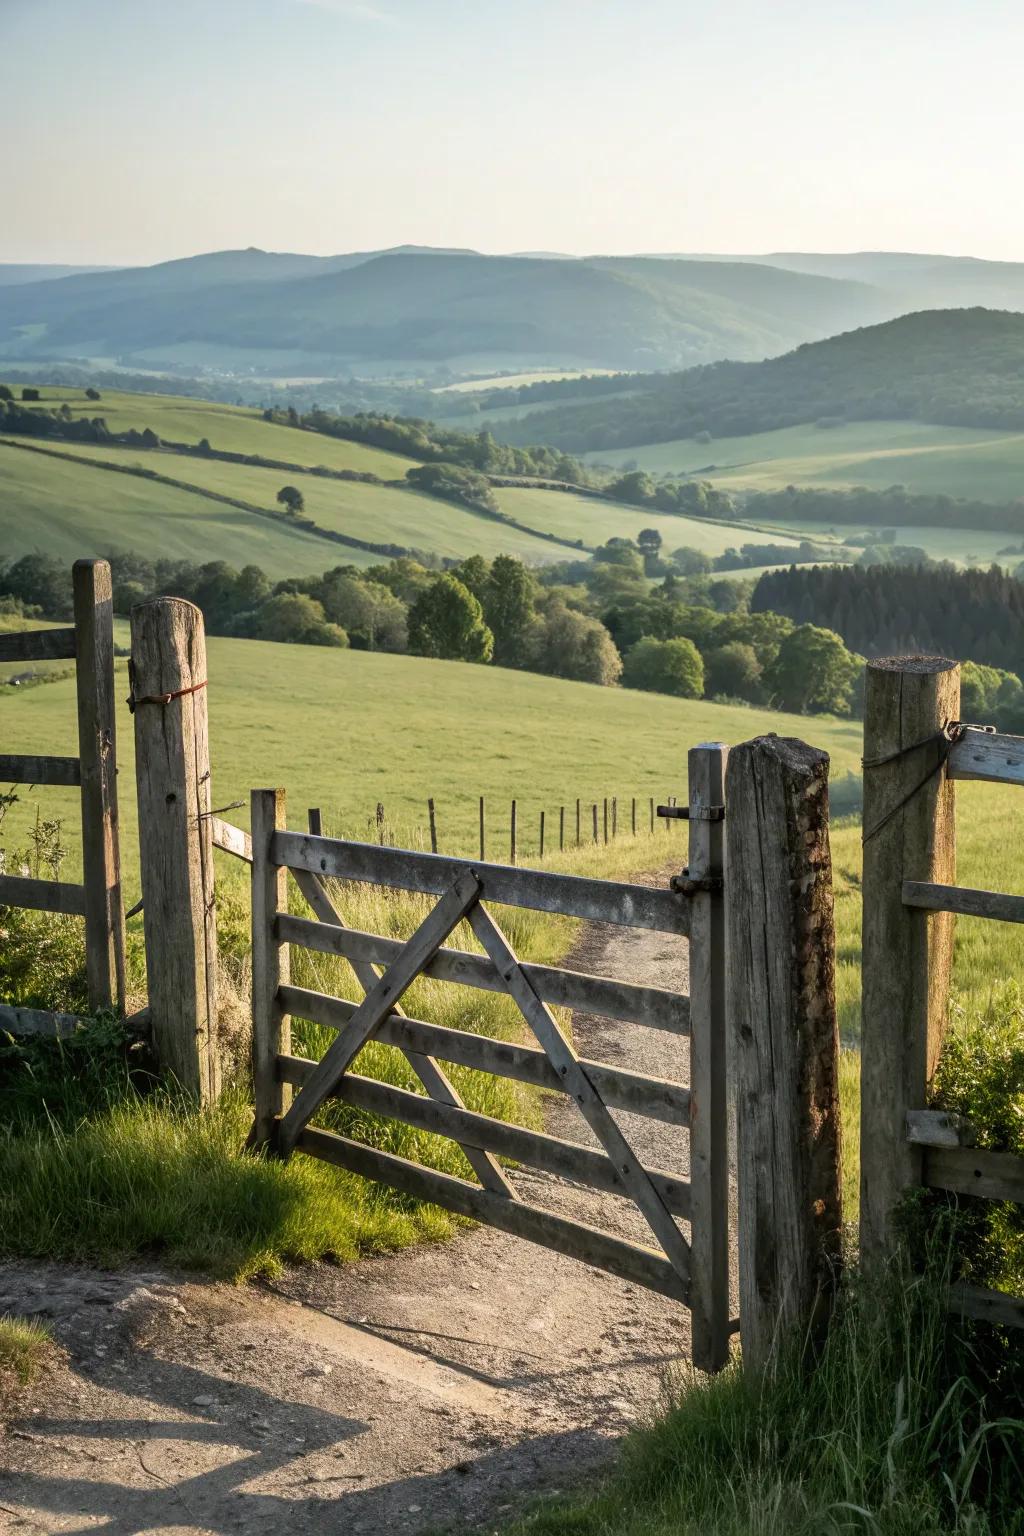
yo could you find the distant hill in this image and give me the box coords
[487,308,1024,452]
[0,264,118,287]
[0,247,898,375]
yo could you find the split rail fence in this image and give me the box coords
[3,571,846,1374]
[861,657,1024,1330]
[0,558,125,1031]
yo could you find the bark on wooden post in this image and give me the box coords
[688,742,730,1373]
[860,656,959,1267]
[251,787,291,1146]
[73,559,126,1012]
[131,597,220,1100]
[726,735,841,1374]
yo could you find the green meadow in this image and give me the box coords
[8,439,567,566]
[1,637,863,884]
[585,418,1024,501]
[12,387,416,476]
[0,440,378,574]
[4,632,1021,1049]
[493,486,809,557]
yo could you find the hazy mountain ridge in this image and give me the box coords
[0,247,898,374]
[487,307,1024,452]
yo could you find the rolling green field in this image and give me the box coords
[584,418,1024,501]
[6,440,567,567]
[750,516,1024,567]
[493,487,809,557]
[0,440,369,575]
[12,388,417,477]
[0,637,864,886]
[2,636,1021,1048]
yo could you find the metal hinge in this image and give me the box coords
[657,804,725,822]
[670,873,725,896]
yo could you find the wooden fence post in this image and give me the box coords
[650,795,655,834]
[860,656,960,1268]
[559,805,565,851]
[73,559,126,1013]
[726,735,842,1373]
[510,799,517,865]
[575,798,581,846]
[251,787,291,1147]
[688,743,730,1373]
[592,803,598,844]
[479,795,486,860]
[131,597,220,1101]
[427,797,437,853]
[539,810,545,860]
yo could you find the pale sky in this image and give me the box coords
[3,0,1024,266]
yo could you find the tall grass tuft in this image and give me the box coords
[505,1240,1024,1536]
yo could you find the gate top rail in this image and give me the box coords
[271,830,692,935]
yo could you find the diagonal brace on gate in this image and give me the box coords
[277,871,484,1157]
[288,862,514,1196]
[467,901,692,1291]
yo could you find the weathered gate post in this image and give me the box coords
[131,597,221,1101]
[726,735,842,1374]
[860,657,959,1268]
[688,742,730,1373]
[73,558,127,1012]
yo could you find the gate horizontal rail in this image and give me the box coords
[299,1125,688,1299]
[278,985,691,1124]
[280,1057,692,1216]
[277,911,689,1032]
[272,830,690,934]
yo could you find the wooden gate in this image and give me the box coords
[249,744,731,1371]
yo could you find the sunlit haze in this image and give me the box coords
[4,0,1023,266]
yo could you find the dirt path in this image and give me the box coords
[0,908,736,1535]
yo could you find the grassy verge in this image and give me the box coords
[502,1244,1024,1536]
[0,1315,54,1403]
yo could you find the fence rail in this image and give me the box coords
[276,911,689,1031]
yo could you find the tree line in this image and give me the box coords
[752,562,1024,726]
[1,544,870,719]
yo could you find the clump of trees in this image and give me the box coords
[261,408,590,483]
[753,561,1024,678]
[406,463,498,515]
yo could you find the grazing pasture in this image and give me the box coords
[584,418,1024,500]
[492,486,811,558]
[0,440,363,574]
[8,388,418,476]
[10,440,567,566]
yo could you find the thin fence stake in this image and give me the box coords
[603,797,609,845]
[308,807,323,836]
[540,809,545,860]
[376,802,385,845]
[592,803,599,844]
[575,798,581,847]
[612,796,618,838]
[559,805,565,851]
[479,795,486,861]
[510,799,517,865]
[632,796,637,836]
[427,797,437,854]
[650,795,655,834]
